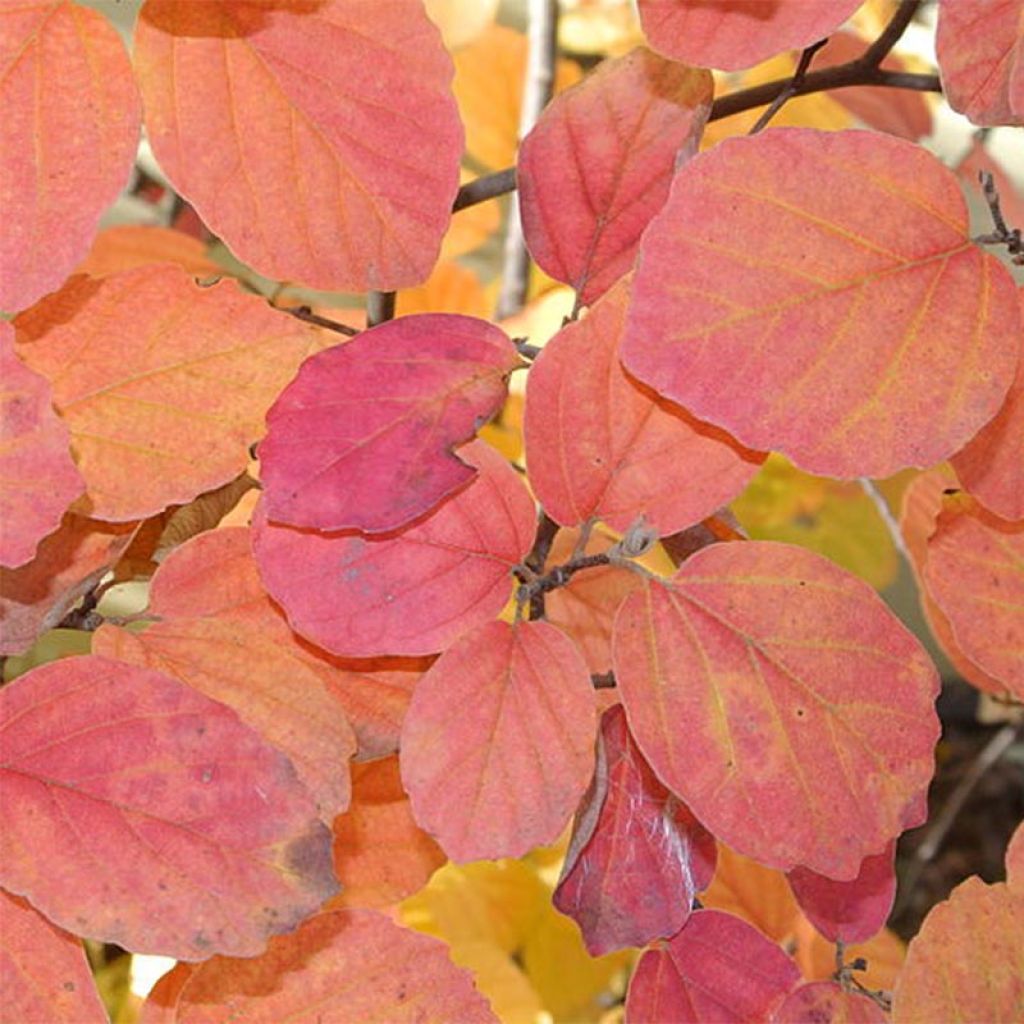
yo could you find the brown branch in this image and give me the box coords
[366,291,396,327]
[749,38,829,134]
[281,305,360,336]
[975,171,1024,264]
[859,0,921,68]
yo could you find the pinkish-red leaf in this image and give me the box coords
[636,0,861,71]
[621,127,1021,479]
[613,541,939,879]
[253,439,535,657]
[786,841,896,943]
[167,909,496,1023]
[0,323,83,568]
[0,655,337,960]
[554,705,716,955]
[0,1,140,311]
[261,314,521,533]
[1007,820,1024,892]
[133,0,463,292]
[525,278,761,535]
[518,48,711,305]
[771,981,888,1023]
[625,909,801,1023]
[401,619,596,861]
[0,889,108,1024]
[936,0,1024,126]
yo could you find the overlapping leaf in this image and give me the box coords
[622,127,1022,479]
[1007,820,1024,891]
[0,1,140,311]
[625,909,802,1022]
[14,266,330,521]
[636,0,861,71]
[401,619,596,861]
[936,0,1024,126]
[0,889,108,1024]
[253,440,536,657]
[162,909,497,1023]
[261,314,521,532]
[92,621,356,821]
[553,705,717,955]
[0,656,337,959]
[518,48,712,305]
[526,278,761,535]
[772,982,888,1023]
[613,541,939,879]
[133,0,463,292]
[76,226,220,280]
[0,324,84,568]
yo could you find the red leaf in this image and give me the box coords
[553,705,716,955]
[92,621,356,822]
[0,889,108,1024]
[636,0,861,71]
[525,278,761,535]
[613,541,939,879]
[0,514,136,656]
[261,314,521,532]
[133,0,463,292]
[771,981,888,1023]
[166,908,497,1023]
[921,496,1024,698]
[936,0,1024,126]
[0,655,338,959]
[0,1,140,311]
[401,619,596,861]
[621,127,1022,479]
[253,440,535,657]
[625,909,801,1023]
[518,48,712,305]
[0,323,84,568]
[786,841,896,943]
[891,876,1024,1022]
[14,267,330,522]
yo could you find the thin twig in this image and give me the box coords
[522,509,561,619]
[859,0,921,68]
[975,171,1024,264]
[591,671,616,690]
[366,291,396,327]
[453,168,516,213]
[281,305,360,336]
[749,38,829,134]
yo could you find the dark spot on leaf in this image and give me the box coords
[396,984,407,1001]
[192,930,211,950]
[63,982,76,992]
[795,707,805,718]
[157,880,168,891]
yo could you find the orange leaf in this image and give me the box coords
[793,919,905,991]
[0,1,140,311]
[891,876,1024,1022]
[0,655,337,959]
[0,889,107,1024]
[613,541,939,879]
[165,909,497,1023]
[75,225,220,280]
[621,127,1022,479]
[328,755,445,910]
[14,266,330,522]
[139,963,194,1024]
[0,323,83,568]
[93,620,356,822]
[401,619,596,861]
[133,0,463,291]
[525,277,761,535]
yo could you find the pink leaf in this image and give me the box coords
[771,981,888,1023]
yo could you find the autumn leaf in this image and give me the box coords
[75,226,220,280]
[772,981,888,1023]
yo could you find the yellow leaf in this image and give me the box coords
[397,260,490,319]
[425,0,499,50]
[480,392,525,465]
[446,940,545,1024]
[559,0,644,57]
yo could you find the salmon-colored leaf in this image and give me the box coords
[0,324,83,568]
[401,619,596,861]
[92,620,356,822]
[526,278,761,535]
[553,705,716,955]
[1007,820,1024,892]
[253,440,535,657]
[261,314,521,532]
[0,655,338,959]
[134,0,462,292]
[613,541,939,879]
[786,841,896,943]
[771,981,888,1023]
[169,909,496,1023]
[0,515,136,656]
[891,876,1024,1023]
[0,1,140,311]
[636,0,861,71]
[328,756,445,910]
[139,964,194,1024]
[625,909,801,1023]
[936,0,1024,126]
[518,48,712,305]
[14,266,330,522]
[622,127,1021,479]
[921,496,1024,697]
[0,889,108,1024]
[75,226,220,280]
